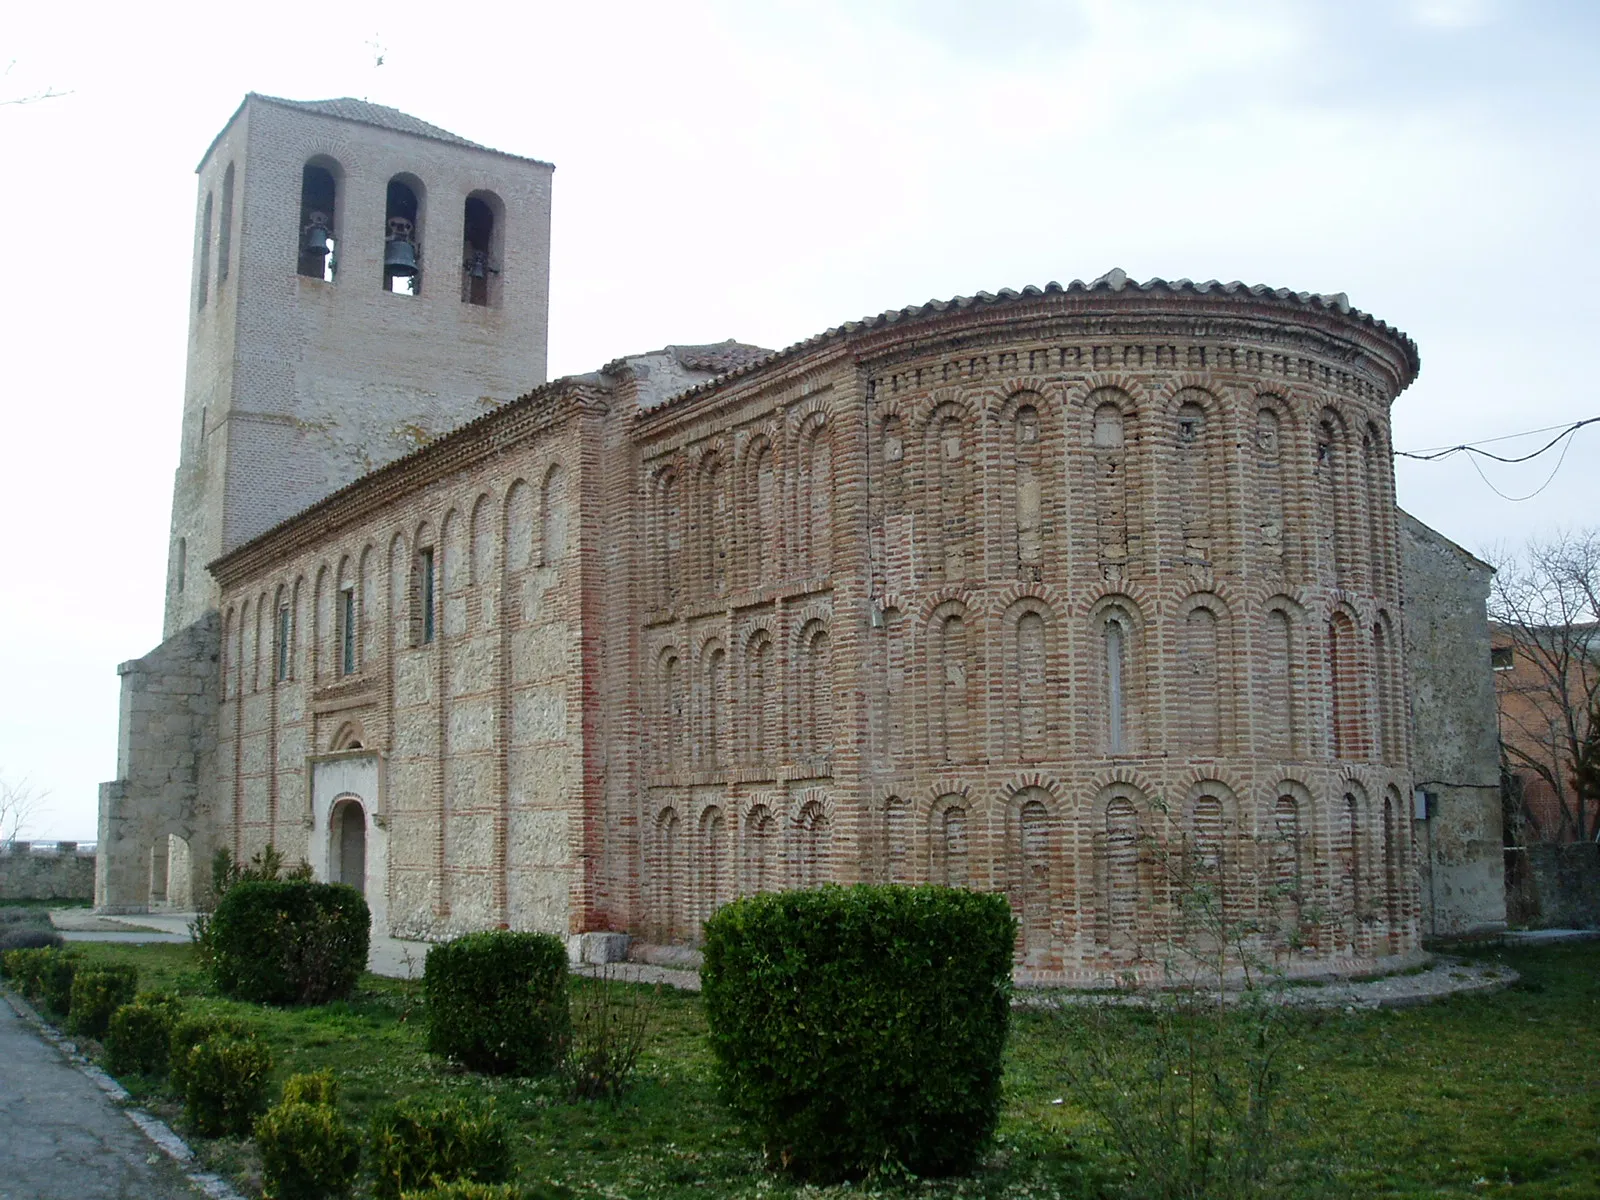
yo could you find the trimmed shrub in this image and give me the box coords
[369,1098,512,1200]
[105,992,184,1076]
[256,1099,361,1200]
[183,1033,274,1137]
[701,884,1016,1182]
[1,945,59,992]
[0,927,64,952]
[38,948,80,1016]
[282,1069,340,1107]
[400,1185,573,1200]
[67,964,140,1039]
[209,879,370,1005]
[424,932,569,1076]
[169,1012,253,1097]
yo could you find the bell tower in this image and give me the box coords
[165,94,553,634]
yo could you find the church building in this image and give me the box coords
[97,97,1507,981]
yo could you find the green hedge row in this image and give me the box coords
[209,879,370,1005]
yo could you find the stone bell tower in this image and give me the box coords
[165,94,554,634]
[99,96,552,912]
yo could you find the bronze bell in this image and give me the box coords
[384,216,418,278]
[302,211,332,257]
[465,249,488,279]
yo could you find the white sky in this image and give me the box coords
[1,0,1596,839]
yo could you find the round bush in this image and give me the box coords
[169,1012,253,1098]
[0,927,64,952]
[68,964,140,1039]
[182,1034,274,1137]
[701,884,1017,1182]
[105,993,183,1076]
[209,879,370,1005]
[256,1099,361,1200]
[369,1098,511,1200]
[424,931,569,1076]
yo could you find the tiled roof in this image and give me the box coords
[644,268,1420,418]
[246,94,553,166]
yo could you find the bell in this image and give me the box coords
[384,237,418,277]
[302,211,332,257]
[465,249,488,279]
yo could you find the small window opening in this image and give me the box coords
[298,165,337,281]
[217,163,235,285]
[1491,645,1514,671]
[418,548,435,644]
[462,196,497,306]
[340,587,356,675]
[276,605,291,682]
[1177,402,1203,444]
[197,191,213,309]
[384,180,421,295]
[175,538,187,593]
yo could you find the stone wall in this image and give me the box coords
[96,612,220,912]
[1400,513,1507,936]
[0,844,95,902]
[1508,843,1600,929]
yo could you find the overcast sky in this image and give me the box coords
[1,0,1595,840]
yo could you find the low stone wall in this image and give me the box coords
[1507,843,1600,929]
[0,843,97,902]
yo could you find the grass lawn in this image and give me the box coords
[33,939,1600,1199]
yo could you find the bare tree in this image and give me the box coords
[0,61,70,108]
[0,772,41,846]
[1488,529,1600,844]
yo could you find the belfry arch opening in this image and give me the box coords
[297,161,338,281]
[384,176,423,294]
[462,192,502,306]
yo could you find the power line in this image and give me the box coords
[1394,416,1600,463]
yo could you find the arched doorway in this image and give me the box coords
[331,799,367,896]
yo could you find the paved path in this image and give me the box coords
[0,998,205,1200]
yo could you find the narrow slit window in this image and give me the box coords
[276,605,291,682]
[340,587,356,675]
[197,191,213,308]
[175,538,187,594]
[419,548,436,644]
[217,163,235,285]
[1106,618,1126,754]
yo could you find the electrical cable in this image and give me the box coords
[1394,416,1599,463]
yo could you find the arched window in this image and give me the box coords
[1341,792,1363,951]
[1015,610,1047,760]
[799,621,832,759]
[1382,793,1401,949]
[883,795,911,883]
[744,439,775,588]
[934,612,970,762]
[383,175,423,295]
[461,191,502,306]
[1090,396,1130,572]
[703,646,727,771]
[743,804,776,894]
[657,470,682,608]
[698,807,729,929]
[930,408,973,580]
[794,802,831,890]
[1329,611,1367,760]
[1374,615,1395,765]
[937,803,969,888]
[746,631,773,764]
[217,162,235,286]
[197,191,213,309]
[1316,413,1350,584]
[505,480,533,573]
[701,456,729,597]
[798,421,833,577]
[1103,797,1139,950]
[1011,401,1045,578]
[540,463,567,566]
[1190,794,1225,901]
[660,653,685,771]
[297,161,338,281]
[1263,608,1297,758]
[1174,393,1214,564]
[1271,794,1305,944]
[1181,605,1221,756]
[1102,610,1131,754]
[1017,796,1052,960]
[1255,406,1285,576]
[652,807,683,942]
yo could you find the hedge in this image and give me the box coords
[67,964,140,1039]
[104,993,183,1076]
[369,1098,511,1200]
[209,879,370,1005]
[424,932,569,1076]
[256,1095,361,1200]
[701,884,1016,1182]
